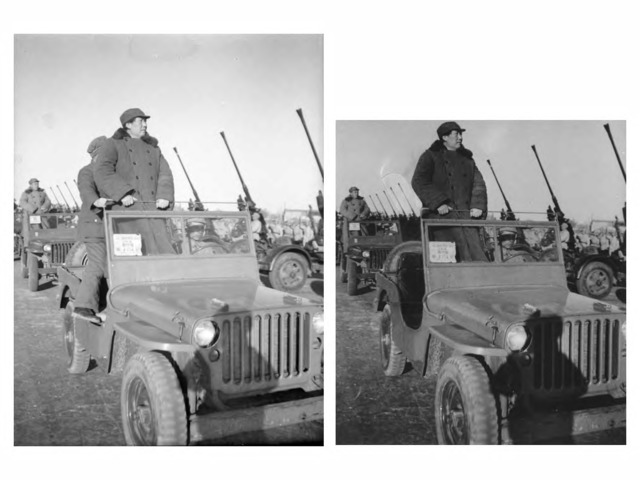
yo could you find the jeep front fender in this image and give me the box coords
[429,323,508,357]
[115,320,197,354]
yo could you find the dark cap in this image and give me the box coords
[87,136,107,158]
[28,178,39,184]
[120,108,150,126]
[349,186,359,192]
[437,121,466,138]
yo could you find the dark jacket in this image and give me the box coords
[93,128,174,210]
[411,140,487,219]
[19,188,51,214]
[77,164,104,242]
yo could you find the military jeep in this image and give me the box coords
[374,214,626,444]
[21,211,78,292]
[340,218,403,295]
[57,210,324,446]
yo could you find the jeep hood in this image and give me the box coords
[110,279,319,323]
[427,285,624,331]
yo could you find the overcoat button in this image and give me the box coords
[136,176,139,179]
[133,162,136,165]
[147,150,150,153]
[151,191,155,195]
[150,176,154,180]
[148,162,152,165]
[129,149,132,152]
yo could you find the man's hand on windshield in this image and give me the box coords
[121,195,137,207]
[470,208,483,218]
[93,198,112,208]
[437,204,451,215]
[156,199,170,210]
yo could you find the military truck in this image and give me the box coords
[20,211,78,292]
[374,214,626,444]
[57,209,324,446]
[340,217,403,295]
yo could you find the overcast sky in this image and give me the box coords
[337,120,626,224]
[14,34,323,213]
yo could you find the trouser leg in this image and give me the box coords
[74,242,107,312]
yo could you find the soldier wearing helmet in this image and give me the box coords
[339,186,370,221]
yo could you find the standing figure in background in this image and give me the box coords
[339,186,370,221]
[19,178,52,214]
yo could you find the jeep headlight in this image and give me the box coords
[506,325,529,352]
[362,250,370,258]
[312,311,324,335]
[43,244,52,253]
[193,319,220,348]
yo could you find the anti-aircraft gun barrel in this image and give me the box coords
[486,159,515,220]
[603,123,626,183]
[50,187,62,209]
[220,131,256,209]
[383,190,398,216]
[531,144,565,221]
[398,183,418,216]
[368,195,380,214]
[56,185,71,211]
[375,193,390,217]
[389,186,407,216]
[65,181,80,210]
[296,108,324,181]
[173,147,204,211]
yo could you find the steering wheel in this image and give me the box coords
[192,235,231,254]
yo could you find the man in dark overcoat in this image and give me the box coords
[339,186,370,221]
[19,178,52,214]
[93,108,175,255]
[411,122,488,261]
[73,136,111,323]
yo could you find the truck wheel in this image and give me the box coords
[577,261,614,299]
[21,250,28,278]
[346,259,358,295]
[62,302,91,374]
[28,252,40,292]
[269,252,307,292]
[378,304,407,376]
[65,241,88,267]
[435,355,499,445]
[121,352,188,446]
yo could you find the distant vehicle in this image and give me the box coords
[340,218,403,295]
[374,215,626,444]
[20,211,78,292]
[57,210,324,446]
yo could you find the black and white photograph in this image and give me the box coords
[335,120,626,445]
[12,34,324,446]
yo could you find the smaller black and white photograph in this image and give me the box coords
[335,120,626,445]
[11,34,324,447]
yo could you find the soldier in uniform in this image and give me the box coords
[19,178,52,214]
[94,108,175,255]
[339,186,370,221]
[73,136,112,324]
[411,121,487,261]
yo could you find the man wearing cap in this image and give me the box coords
[411,121,488,261]
[339,186,370,221]
[94,108,175,254]
[73,136,112,324]
[19,178,52,214]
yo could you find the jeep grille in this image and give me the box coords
[220,312,311,385]
[532,317,623,391]
[52,242,74,264]
[369,248,392,270]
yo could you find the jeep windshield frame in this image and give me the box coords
[22,212,79,244]
[104,210,259,287]
[343,219,402,248]
[421,219,567,293]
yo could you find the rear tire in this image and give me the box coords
[62,302,91,374]
[28,252,40,292]
[346,259,358,296]
[577,261,614,299]
[435,355,499,445]
[378,304,407,376]
[121,352,188,446]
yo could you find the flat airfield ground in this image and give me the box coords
[336,266,626,445]
[13,262,323,446]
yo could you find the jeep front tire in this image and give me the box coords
[62,302,91,374]
[27,252,40,292]
[346,259,358,296]
[121,352,188,446]
[435,355,498,445]
[378,305,407,376]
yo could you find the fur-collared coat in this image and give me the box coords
[411,140,487,219]
[93,128,174,209]
[339,196,370,221]
[411,140,488,261]
[19,188,51,214]
[77,164,104,242]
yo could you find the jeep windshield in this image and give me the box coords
[109,213,252,257]
[347,220,400,239]
[424,221,561,265]
[27,213,78,231]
